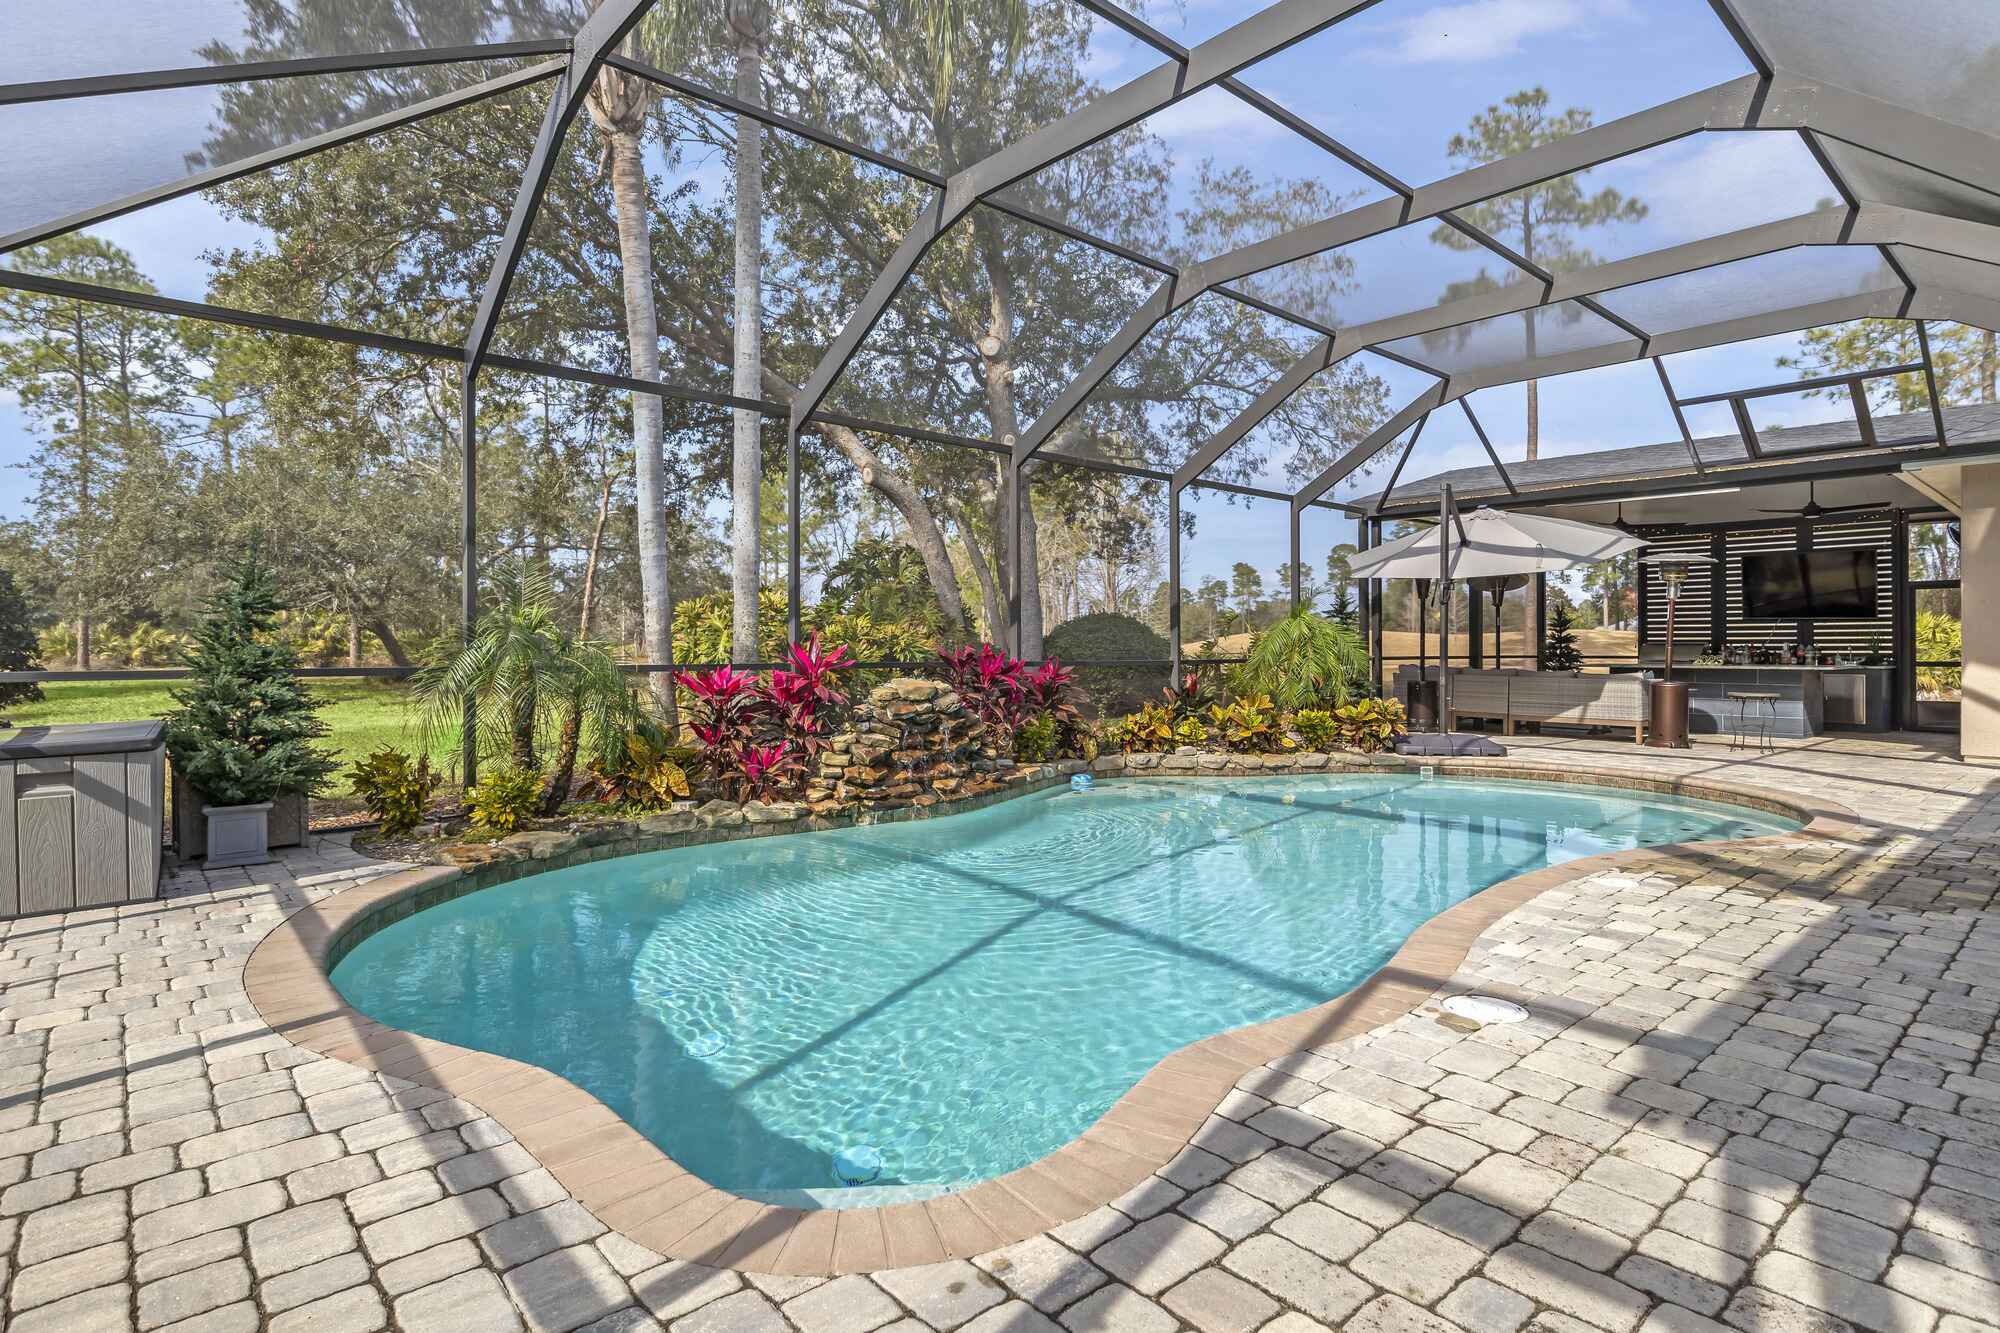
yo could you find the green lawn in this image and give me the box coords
[2,679,455,794]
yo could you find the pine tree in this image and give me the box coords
[1327,585,1358,629]
[162,554,337,806]
[1541,601,1585,672]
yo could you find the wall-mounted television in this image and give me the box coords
[1741,550,1878,619]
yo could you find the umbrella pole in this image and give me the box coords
[1440,485,1453,740]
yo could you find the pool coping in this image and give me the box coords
[243,753,1861,1277]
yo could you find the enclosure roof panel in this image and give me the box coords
[0,0,1995,517]
[1364,401,2000,511]
[0,1,580,87]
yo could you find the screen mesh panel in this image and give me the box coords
[1734,0,2000,137]
[994,82,1392,261]
[1380,300,1636,378]
[1595,247,1904,337]
[1235,0,1755,188]
[1044,291,1319,474]
[1,60,546,243]
[0,0,581,86]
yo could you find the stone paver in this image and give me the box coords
[3,735,2000,1332]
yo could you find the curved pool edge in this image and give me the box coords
[243,756,1858,1278]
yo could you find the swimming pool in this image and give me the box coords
[330,774,1795,1205]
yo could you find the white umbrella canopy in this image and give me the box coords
[1356,492,1647,757]
[1351,507,1647,580]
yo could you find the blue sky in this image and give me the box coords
[0,0,1899,600]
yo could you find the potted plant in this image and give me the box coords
[163,555,337,867]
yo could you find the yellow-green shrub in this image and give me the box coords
[1108,702,1177,752]
[467,765,542,834]
[1334,697,1407,753]
[348,748,439,837]
[1208,695,1293,753]
[1015,713,1059,762]
[1293,708,1339,751]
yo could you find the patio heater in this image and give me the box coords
[1472,574,1529,667]
[1639,551,1716,748]
[1410,577,1436,729]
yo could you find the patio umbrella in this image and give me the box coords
[1352,488,1646,754]
[1349,503,1648,581]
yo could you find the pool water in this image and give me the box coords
[330,775,1794,1203]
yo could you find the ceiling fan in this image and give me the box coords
[1755,481,1880,519]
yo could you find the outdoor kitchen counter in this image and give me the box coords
[1610,664,1895,736]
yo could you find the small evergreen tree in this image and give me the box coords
[0,569,45,708]
[163,554,337,806]
[1326,586,1357,629]
[1540,601,1585,672]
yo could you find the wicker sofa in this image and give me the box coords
[1393,667,1651,743]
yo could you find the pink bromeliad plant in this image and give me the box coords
[674,665,764,798]
[1022,658,1082,734]
[937,642,1029,742]
[677,639,855,801]
[738,742,800,804]
[758,632,853,765]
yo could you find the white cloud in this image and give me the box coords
[1617,132,1838,241]
[1364,0,1633,64]
[1143,87,1286,143]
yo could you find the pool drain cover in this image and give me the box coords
[686,1032,727,1058]
[834,1145,883,1185]
[1441,994,1530,1026]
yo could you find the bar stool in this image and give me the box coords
[1727,691,1779,753]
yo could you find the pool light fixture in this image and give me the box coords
[834,1145,883,1186]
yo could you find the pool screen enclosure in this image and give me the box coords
[4,0,1998,779]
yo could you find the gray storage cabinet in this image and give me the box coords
[1,722,164,916]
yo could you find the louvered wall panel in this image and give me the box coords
[1638,533,1715,645]
[1640,520,1896,654]
[1804,520,1896,656]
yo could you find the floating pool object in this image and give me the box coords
[1441,994,1530,1025]
[686,1032,726,1058]
[1071,773,1093,792]
[833,1144,883,1185]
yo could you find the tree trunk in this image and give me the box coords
[367,617,412,668]
[511,688,537,772]
[588,55,674,723]
[1982,328,1997,402]
[579,463,614,638]
[539,696,582,816]
[824,425,965,631]
[75,619,91,671]
[1018,464,1045,657]
[970,215,1045,656]
[958,513,1003,641]
[729,26,766,663]
[347,616,361,667]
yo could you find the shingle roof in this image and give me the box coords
[1366,401,2000,509]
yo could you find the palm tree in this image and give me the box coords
[724,2,772,667]
[413,561,637,815]
[584,5,674,719]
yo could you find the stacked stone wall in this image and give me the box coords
[805,678,1006,811]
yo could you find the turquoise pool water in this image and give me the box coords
[330,775,1794,1204]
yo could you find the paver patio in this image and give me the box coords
[2,732,1997,1333]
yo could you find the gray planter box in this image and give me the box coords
[172,774,308,860]
[202,801,273,869]
[1,721,165,917]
